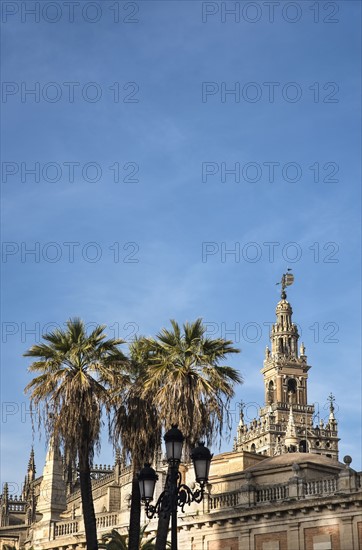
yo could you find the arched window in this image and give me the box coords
[299,440,308,453]
[268,380,275,404]
[287,378,297,404]
[250,443,256,453]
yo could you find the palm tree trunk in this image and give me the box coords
[79,450,98,550]
[155,466,171,550]
[128,465,141,550]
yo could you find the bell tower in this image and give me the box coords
[234,273,340,459]
[262,272,311,425]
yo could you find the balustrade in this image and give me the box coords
[206,475,339,512]
[209,491,239,510]
[54,520,79,537]
[305,477,337,496]
[8,502,26,512]
[256,484,289,502]
[53,513,118,540]
[96,513,119,529]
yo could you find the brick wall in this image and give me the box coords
[255,531,288,550]
[208,537,238,550]
[304,525,340,550]
[357,522,362,549]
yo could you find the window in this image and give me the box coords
[268,380,275,403]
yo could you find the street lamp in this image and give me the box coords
[138,425,213,550]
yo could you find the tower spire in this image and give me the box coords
[327,393,338,432]
[271,271,299,360]
[27,446,36,478]
[36,437,66,521]
[238,402,245,427]
[3,483,8,500]
[0,483,9,527]
[328,393,336,418]
[284,403,299,451]
[23,446,36,501]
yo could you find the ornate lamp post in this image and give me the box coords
[138,425,213,550]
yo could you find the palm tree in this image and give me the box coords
[24,318,129,550]
[99,525,166,550]
[112,338,162,550]
[99,528,128,550]
[140,319,242,550]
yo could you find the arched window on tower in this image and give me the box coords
[268,381,275,404]
[299,440,308,453]
[287,379,297,403]
[279,338,283,353]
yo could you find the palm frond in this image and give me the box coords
[24,318,130,465]
[139,318,241,450]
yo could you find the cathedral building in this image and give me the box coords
[1,277,361,550]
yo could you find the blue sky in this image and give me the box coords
[1,1,361,492]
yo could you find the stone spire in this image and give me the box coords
[36,438,66,522]
[115,448,121,465]
[22,447,36,501]
[27,446,36,481]
[270,286,300,359]
[238,403,245,428]
[235,403,245,449]
[328,393,336,421]
[28,446,35,469]
[114,448,122,479]
[284,405,299,451]
[0,483,9,527]
[327,393,338,431]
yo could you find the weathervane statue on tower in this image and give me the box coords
[276,269,294,298]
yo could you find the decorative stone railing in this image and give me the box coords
[8,501,26,512]
[54,520,79,537]
[274,402,315,413]
[53,514,119,540]
[96,513,119,529]
[206,476,344,512]
[92,464,114,472]
[92,472,115,489]
[209,491,239,510]
[305,477,337,496]
[91,470,113,480]
[256,484,289,503]
[67,464,134,504]
[67,472,117,504]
